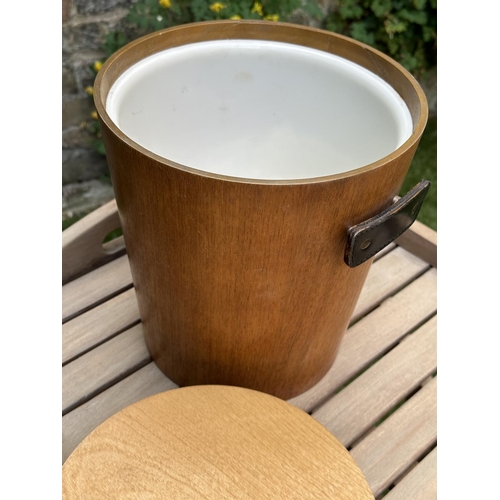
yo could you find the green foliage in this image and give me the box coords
[126,0,191,35]
[325,0,436,76]
[121,0,322,34]
[99,0,324,52]
[103,31,127,57]
[400,116,437,230]
[103,227,124,242]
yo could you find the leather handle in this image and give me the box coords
[344,180,431,268]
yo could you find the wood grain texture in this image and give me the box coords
[351,246,429,324]
[61,239,394,325]
[384,447,437,500]
[289,268,437,412]
[62,287,140,364]
[63,386,374,499]
[350,377,437,497]
[396,220,437,268]
[312,316,437,447]
[94,21,428,398]
[62,323,150,414]
[62,199,124,284]
[62,254,133,323]
[62,362,177,463]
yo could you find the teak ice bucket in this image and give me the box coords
[94,20,429,400]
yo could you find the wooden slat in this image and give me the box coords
[312,316,437,447]
[395,220,437,268]
[384,447,437,500]
[62,363,177,463]
[60,242,395,326]
[288,268,437,412]
[62,287,140,364]
[62,254,133,323]
[62,324,150,415]
[373,242,396,261]
[350,377,437,497]
[351,246,429,324]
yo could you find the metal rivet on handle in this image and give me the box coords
[360,239,372,250]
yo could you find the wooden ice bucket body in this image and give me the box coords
[94,21,428,399]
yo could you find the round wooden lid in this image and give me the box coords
[63,386,374,499]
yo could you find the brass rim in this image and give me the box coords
[94,20,428,185]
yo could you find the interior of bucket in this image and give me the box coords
[105,39,413,180]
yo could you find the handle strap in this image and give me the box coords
[344,180,431,268]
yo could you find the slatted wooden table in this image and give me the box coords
[62,199,437,499]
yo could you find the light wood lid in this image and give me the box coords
[62,385,374,499]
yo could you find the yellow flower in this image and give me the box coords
[159,0,171,8]
[91,111,98,120]
[84,86,94,95]
[251,1,263,16]
[230,14,242,20]
[265,14,279,21]
[93,61,103,72]
[209,2,226,12]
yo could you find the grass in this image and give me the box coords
[399,116,437,230]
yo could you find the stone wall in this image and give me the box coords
[63,0,139,219]
[62,0,135,186]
